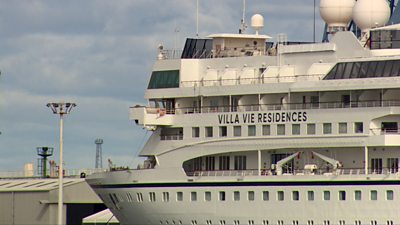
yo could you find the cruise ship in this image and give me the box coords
[86,0,400,224]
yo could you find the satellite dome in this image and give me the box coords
[353,0,390,32]
[320,0,355,32]
[251,14,264,35]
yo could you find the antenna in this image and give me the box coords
[95,138,103,169]
[239,0,247,34]
[196,0,199,37]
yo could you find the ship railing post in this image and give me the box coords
[364,145,369,175]
[258,150,261,176]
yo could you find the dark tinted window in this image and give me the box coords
[324,60,400,80]
[148,70,180,89]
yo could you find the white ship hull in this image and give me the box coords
[87,170,400,225]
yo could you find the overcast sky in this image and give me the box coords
[0,0,324,172]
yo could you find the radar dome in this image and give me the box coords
[353,0,390,32]
[251,14,264,35]
[320,0,355,32]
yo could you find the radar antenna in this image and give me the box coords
[239,0,247,34]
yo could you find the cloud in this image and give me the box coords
[0,0,327,171]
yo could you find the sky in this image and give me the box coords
[0,0,324,172]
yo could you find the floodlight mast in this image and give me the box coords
[46,102,76,225]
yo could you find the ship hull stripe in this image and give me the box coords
[90,180,400,189]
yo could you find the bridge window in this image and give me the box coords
[292,191,299,201]
[234,191,240,201]
[262,191,269,201]
[177,192,183,201]
[148,70,179,89]
[219,191,226,201]
[248,191,255,201]
[205,191,211,201]
[277,191,284,201]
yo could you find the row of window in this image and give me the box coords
[191,122,364,138]
[113,189,395,204]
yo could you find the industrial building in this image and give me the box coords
[0,178,106,225]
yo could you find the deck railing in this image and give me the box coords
[189,168,400,177]
[180,75,322,87]
[144,100,400,116]
[0,168,107,179]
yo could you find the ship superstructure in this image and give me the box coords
[87,1,400,224]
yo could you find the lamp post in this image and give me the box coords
[47,102,76,225]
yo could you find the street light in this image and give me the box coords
[47,102,76,225]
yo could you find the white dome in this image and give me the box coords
[320,0,355,29]
[251,14,264,29]
[353,0,390,32]
[251,14,264,35]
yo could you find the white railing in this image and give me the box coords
[180,75,322,88]
[142,100,400,116]
[190,168,400,177]
[0,168,107,179]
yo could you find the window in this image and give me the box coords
[323,191,330,200]
[354,190,362,200]
[371,158,383,174]
[192,127,200,138]
[233,126,242,137]
[262,125,271,136]
[277,124,285,135]
[262,191,269,201]
[307,124,316,135]
[205,191,211,201]
[339,123,347,134]
[191,192,197,201]
[219,191,226,201]
[307,191,314,201]
[205,156,215,170]
[219,126,227,137]
[277,191,284,201]
[292,191,299,201]
[386,190,394,200]
[234,156,247,170]
[387,158,399,173]
[148,70,180,89]
[126,193,133,202]
[354,122,363,133]
[234,191,240,201]
[177,192,183,201]
[219,156,230,170]
[339,191,346,201]
[205,127,213,137]
[248,191,255,201]
[323,123,331,134]
[149,192,156,202]
[371,190,378,200]
[248,125,256,136]
[137,193,144,202]
[163,192,170,202]
[292,124,300,135]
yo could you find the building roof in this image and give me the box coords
[83,209,119,224]
[0,178,83,192]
